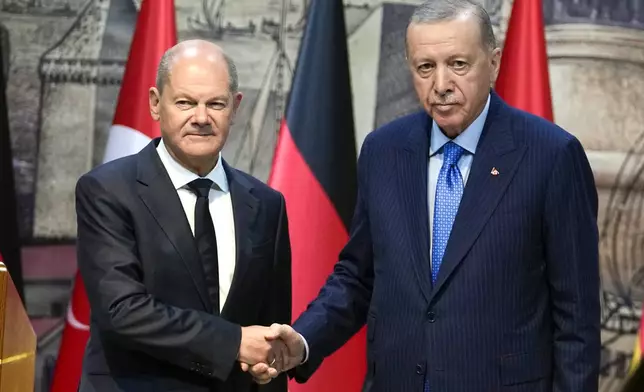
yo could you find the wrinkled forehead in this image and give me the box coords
[165,61,231,97]
[406,15,487,56]
[170,55,228,80]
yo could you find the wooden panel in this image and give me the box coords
[0,262,36,391]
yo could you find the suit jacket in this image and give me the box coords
[291,91,601,391]
[75,139,291,392]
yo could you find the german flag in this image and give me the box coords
[267,0,364,390]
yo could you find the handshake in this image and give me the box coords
[237,323,306,384]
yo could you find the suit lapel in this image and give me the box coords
[428,94,527,303]
[396,113,432,303]
[221,162,259,317]
[136,140,213,312]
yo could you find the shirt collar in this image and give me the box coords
[156,138,229,193]
[430,93,490,157]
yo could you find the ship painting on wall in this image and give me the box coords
[4,1,644,391]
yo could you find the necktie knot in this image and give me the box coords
[187,178,213,199]
[443,142,464,166]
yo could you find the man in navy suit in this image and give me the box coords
[248,0,601,390]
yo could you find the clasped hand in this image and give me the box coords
[238,323,304,384]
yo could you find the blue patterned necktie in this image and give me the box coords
[431,141,465,284]
[425,142,464,392]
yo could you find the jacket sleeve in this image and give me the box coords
[75,173,241,381]
[543,137,601,392]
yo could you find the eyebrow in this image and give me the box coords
[173,93,230,101]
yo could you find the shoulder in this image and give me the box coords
[504,104,579,153]
[501,104,592,184]
[226,165,284,206]
[76,154,138,193]
[362,110,428,149]
[357,110,430,165]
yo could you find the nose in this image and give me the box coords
[192,104,209,126]
[433,66,452,97]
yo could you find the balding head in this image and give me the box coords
[148,39,243,177]
[155,39,239,95]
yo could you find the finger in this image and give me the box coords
[252,373,272,384]
[251,363,273,384]
[267,367,279,378]
[240,362,249,372]
[272,338,292,366]
[251,362,269,374]
[264,324,283,340]
[254,376,272,385]
[250,363,269,377]
[273,341,287,371]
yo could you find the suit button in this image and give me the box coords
[416,363,425,375]
[427,311,436,323]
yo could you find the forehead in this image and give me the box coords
[406,16,484,58]
[167,56,230,93]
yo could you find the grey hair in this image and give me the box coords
[155,49,239,95]
[408,0,497,50]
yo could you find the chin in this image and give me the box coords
[433,115,459,128]
[434,118,465,137]
[181,143,218,158]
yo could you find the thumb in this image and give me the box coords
[264,323,284,341]
[240,362,250,372]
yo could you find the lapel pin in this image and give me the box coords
[490,167,499,176]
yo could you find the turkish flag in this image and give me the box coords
[495,0,553,121]
[49,1,177,390]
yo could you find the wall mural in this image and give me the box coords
[2,0,643,390]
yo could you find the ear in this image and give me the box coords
[232,91,243,113]
[489,47,502,85]
[149,87,161,121]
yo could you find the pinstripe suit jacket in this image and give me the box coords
[291,91,601,391]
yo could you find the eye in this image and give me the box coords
[418,63,433,72]
[176,100,193,109]
[452,61,467,69]
[208,102,226,110]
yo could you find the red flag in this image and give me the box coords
[48,272,91,391]
[50,1,177,390]
[495,0,553,121]
[268,0,364,391]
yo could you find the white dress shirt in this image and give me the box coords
[156,139,236,312]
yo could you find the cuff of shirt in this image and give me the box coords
[297,333,309,364]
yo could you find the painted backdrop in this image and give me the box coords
[2,0,643,390]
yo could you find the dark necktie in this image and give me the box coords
[187,178,220,314]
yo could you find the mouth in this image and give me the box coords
[186,132,215,137]
[432,103,458,113]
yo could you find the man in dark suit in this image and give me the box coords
[253,0,601,390]
[75,39,291,391]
